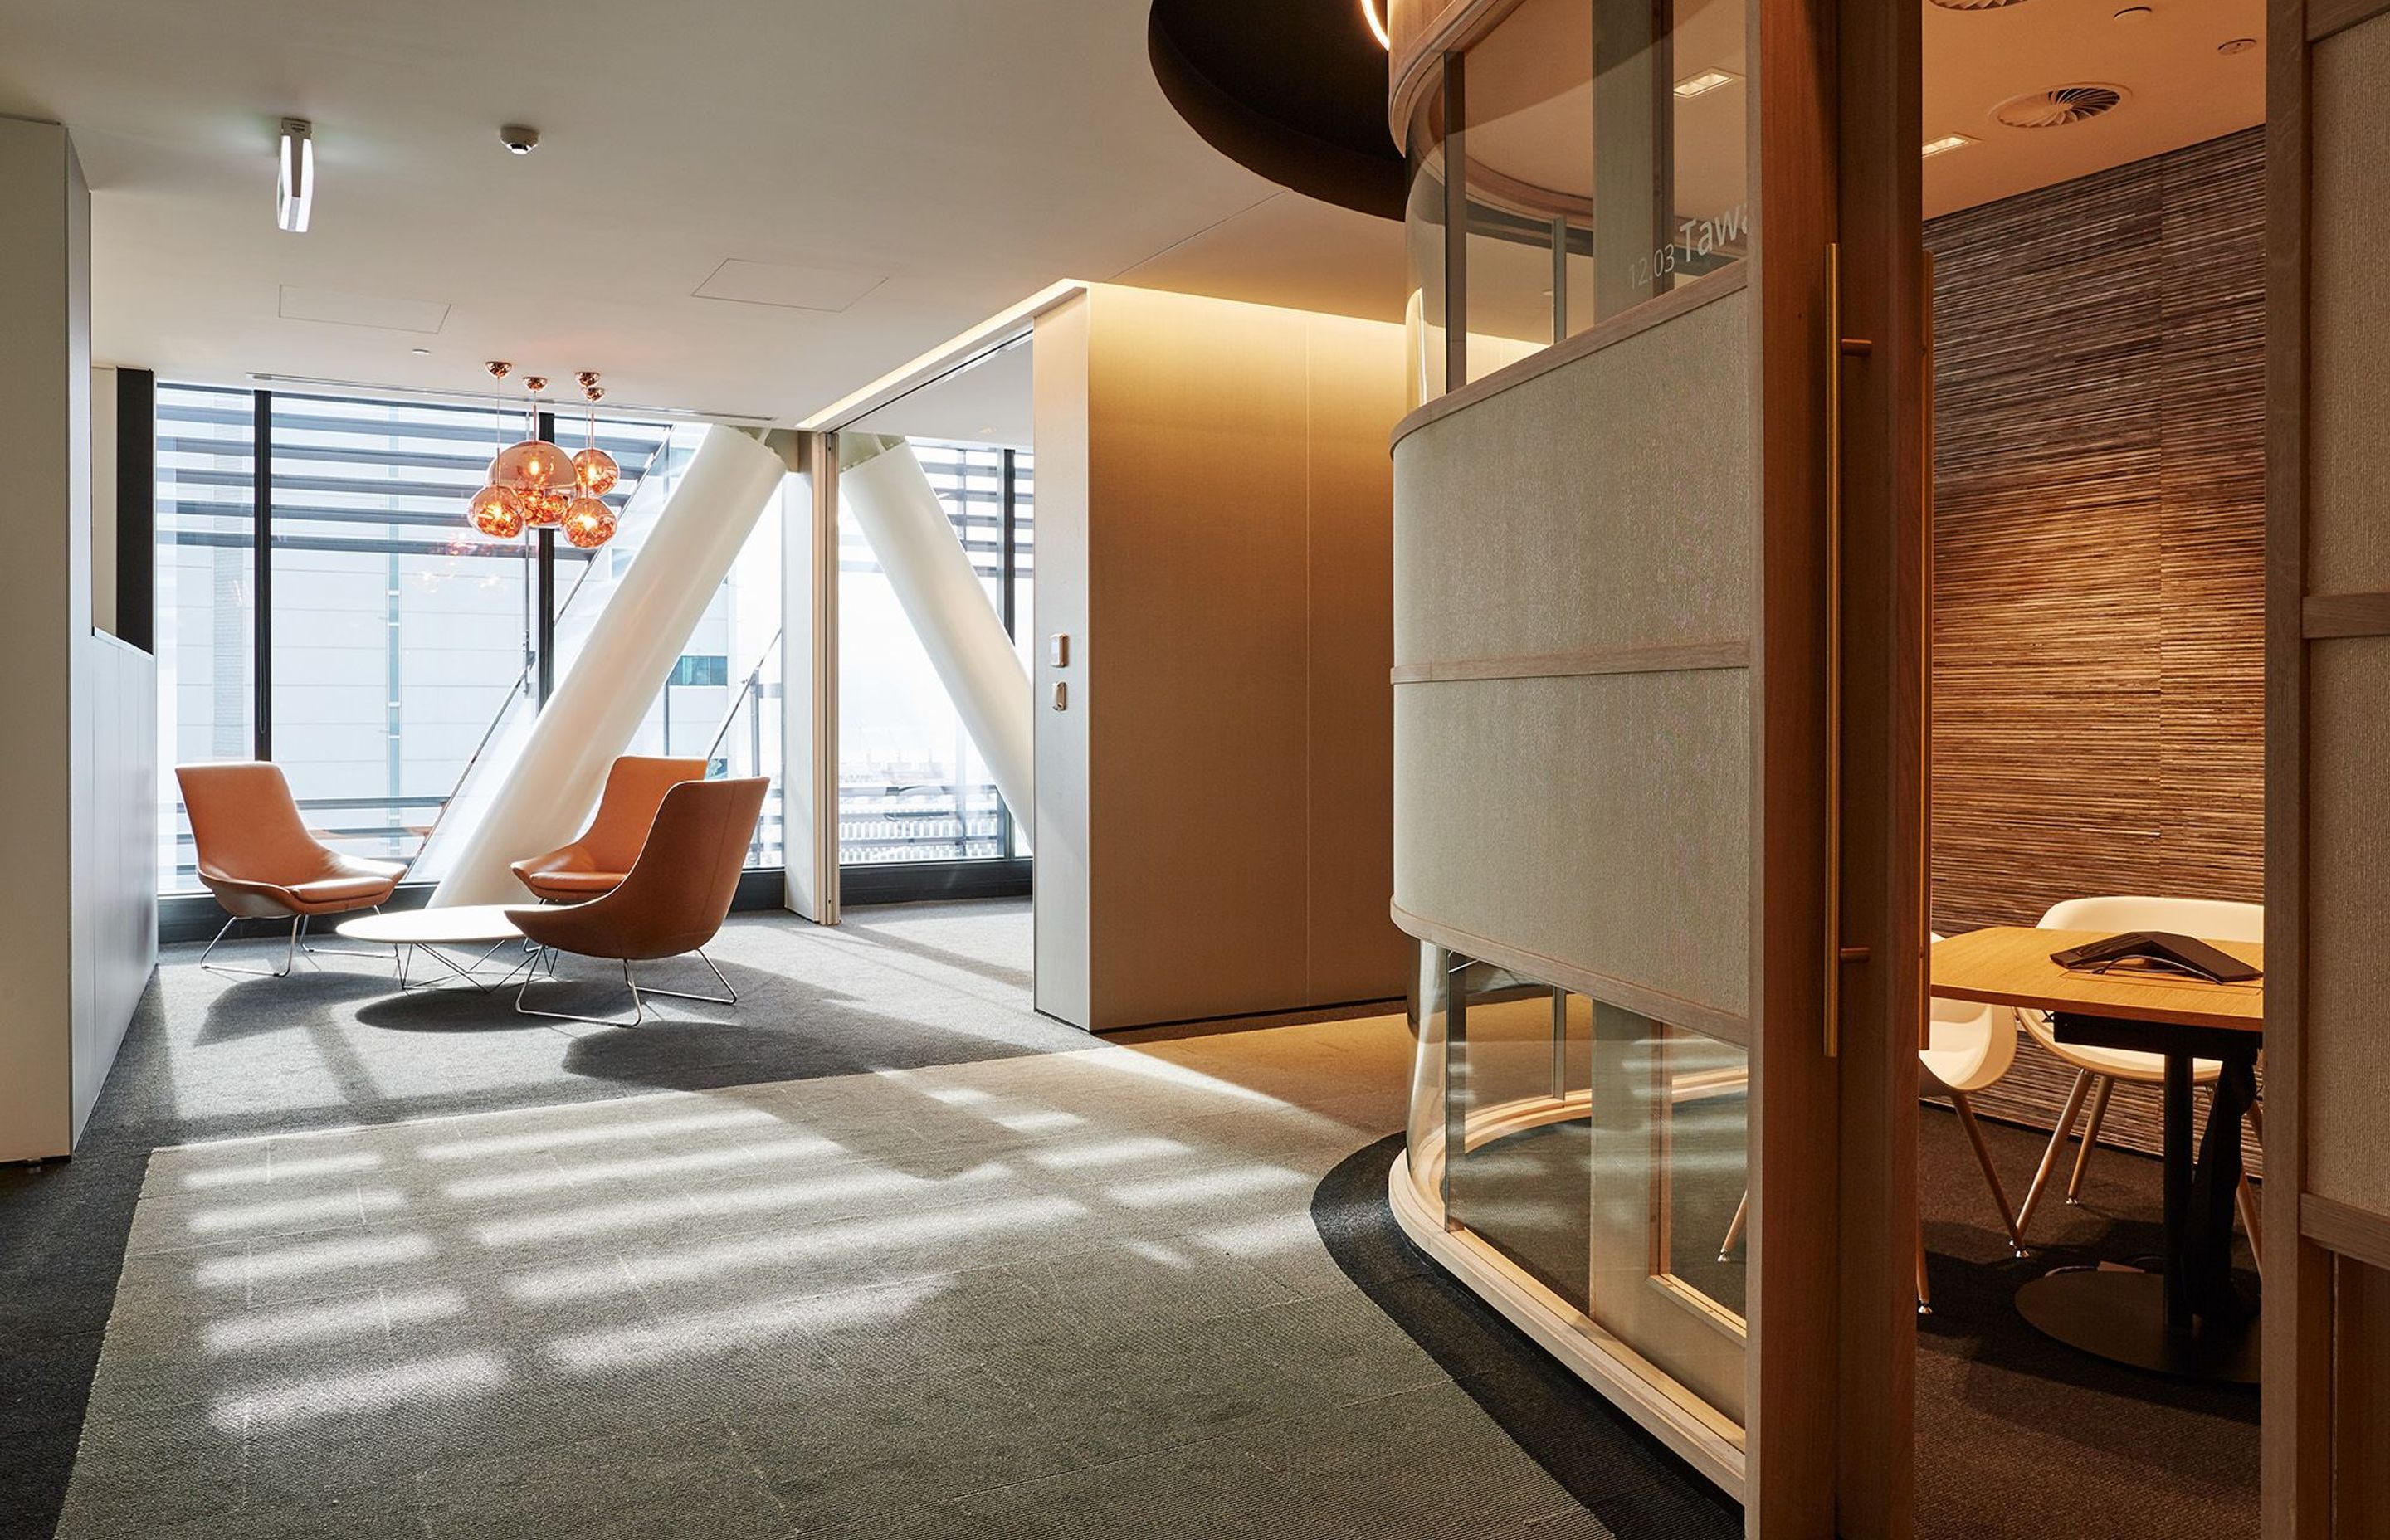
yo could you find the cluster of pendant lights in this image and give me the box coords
[466,363,622,548]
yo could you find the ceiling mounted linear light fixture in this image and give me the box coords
[1923,132,1978,157]
[1673,67,1742,98]
[276,118,314,233]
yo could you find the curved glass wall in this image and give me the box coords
[1402,940,1750,1427]
[1401,0,1749,402]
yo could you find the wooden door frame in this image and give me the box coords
[2261,0,2390,1533]
[1749,0,1924,1530]
[2261,2,2324,1530]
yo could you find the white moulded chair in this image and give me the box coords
[1916,933,2027,1312]
[2013,895,2266,1268]
[1732,935,2027,1312]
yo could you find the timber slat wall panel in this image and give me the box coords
[1928,129,2266,1159]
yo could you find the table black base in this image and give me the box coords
[2017,1269,2259,1385]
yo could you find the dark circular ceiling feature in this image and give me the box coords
[1148,0,1405,221]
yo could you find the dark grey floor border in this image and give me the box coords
[1310,1134,1745,1538]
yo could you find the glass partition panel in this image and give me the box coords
[154,384,256,891]
[1404,90,1451,409]
[836,439,1030,867]
[1410,939,1749,1426]
[1460,0,1592,381]
[1406,0,1750,398]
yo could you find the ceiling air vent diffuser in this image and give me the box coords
[1928,0,2033,10]
[1992,85,2129,128]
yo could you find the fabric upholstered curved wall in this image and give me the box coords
[1390,287,1753,1038]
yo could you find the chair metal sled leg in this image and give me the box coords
[302,909,401,965]
[632,949,736,1006]
[513,950,735,1029]
[198,914,301,978]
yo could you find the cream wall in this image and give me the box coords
[1390,287,1753,1041]
[1032,285,1409,1031]
[1,119,157,1158]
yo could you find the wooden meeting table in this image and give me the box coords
[1930,926,2264,1383]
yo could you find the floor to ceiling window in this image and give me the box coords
[154,386,256,889]
[550,422,788,868]
[836,440,1032,870]
[150,384,784,895]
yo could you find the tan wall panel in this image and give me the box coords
[2305,17,2390,1225]
[1393,669,1749,1022]
[1086,288,1311,1026]
[2309,21,2390,596]
[2333,1257,2390,1538]
[1068,287,1407,1030]
[2305,638,2390,1216]
[1304,313,1414,1004]
[1392,289,1752,670]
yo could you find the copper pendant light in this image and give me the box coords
[464,363,617,548]
[466,362,525,540]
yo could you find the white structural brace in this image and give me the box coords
[429,425,788,907]
[837,434,1034,842]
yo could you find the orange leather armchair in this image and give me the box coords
[506,777,768,1026]
[178,762,407,977]
[510,755,708,902]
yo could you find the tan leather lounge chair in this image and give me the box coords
[506,777,768,1027]
[510,755,708,902]
[178,762,406,977]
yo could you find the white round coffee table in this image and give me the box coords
[335,904,528,992]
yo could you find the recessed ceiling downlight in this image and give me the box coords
[1992,84,2128,129]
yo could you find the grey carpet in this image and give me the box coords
[2,901,1081,1538]
[2,896,2261,1538]
[57,1016,1606,1538]
[1914,1108,2258,1539]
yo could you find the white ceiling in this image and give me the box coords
[0,0,1408,426]
[846,333,1036,450]
[0,0,2265,425]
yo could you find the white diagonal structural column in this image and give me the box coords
[837,434,1034,842]
[429,424,788,906]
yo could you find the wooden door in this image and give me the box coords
[2264,2,2390,1533]
[1747,0,1926,1533]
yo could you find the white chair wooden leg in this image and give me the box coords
[2066,1075,2114,1206]
[1916,1226,1933,1315]
[2015,1070,2095,1245]
[1718,1189,1749,1262]
[1950,1091,2027,1256]
[2236,1175,2265,1284]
